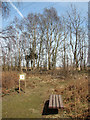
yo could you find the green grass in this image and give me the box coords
[2,72,88,118]
[2,76,56,118]
[3,92,43,118]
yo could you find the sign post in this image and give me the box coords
[19,73,26,93]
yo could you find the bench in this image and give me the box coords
[49,94,64,109]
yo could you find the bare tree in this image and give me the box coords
[1,5,88,72]
[66,4,87,70]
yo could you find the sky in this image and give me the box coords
[3,2,88,28]
[1,1,89,67]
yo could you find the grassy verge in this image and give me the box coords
[2,70,89,118]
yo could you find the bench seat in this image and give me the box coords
[49,94,64,109]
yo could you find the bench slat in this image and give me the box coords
[49,94,64,109]
[56,95,59,108]
[53,94,56,108]
[49,95,53,108]
[58,95,64,108]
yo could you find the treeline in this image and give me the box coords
[1,5,88,71]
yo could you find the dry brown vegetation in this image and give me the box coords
[2,71,19,95]
[59,74,89,118]
[2,70,89,118]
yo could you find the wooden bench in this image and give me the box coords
[49,94,64,109]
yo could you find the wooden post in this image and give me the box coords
[25,79,26,93]
[19,73,26,93]
[19,79,20,93]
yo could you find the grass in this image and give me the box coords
[2,70,89,118]
[3,91,43,118]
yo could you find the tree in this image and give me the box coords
[43,7,60,70]
[66,4,87,69]
[1,5,88,72]
[25,48,38,70]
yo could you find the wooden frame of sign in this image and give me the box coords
[19,73,26,93]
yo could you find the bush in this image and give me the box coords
[2,71,19,93]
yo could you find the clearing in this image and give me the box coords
[2,70,89,118]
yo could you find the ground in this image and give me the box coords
[1,70,89,118]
